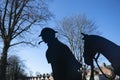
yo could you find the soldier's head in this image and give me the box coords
[39,27,57,43]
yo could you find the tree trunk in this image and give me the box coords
[0,44,9,80]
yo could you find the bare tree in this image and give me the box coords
[7,55,27,80]
[55,14,99,79]
[55,14,98,65]
[0,0,52,80]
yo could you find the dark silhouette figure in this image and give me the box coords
[39,28,82,80]
[82,33,120,77]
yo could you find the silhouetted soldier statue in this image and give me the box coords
[39,27,82,80]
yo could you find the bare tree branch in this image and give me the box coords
[10,41,35,47]
[12,20,36,39]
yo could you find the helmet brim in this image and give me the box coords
[39,28,58,37]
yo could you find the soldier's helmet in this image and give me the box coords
[39,27,57,37]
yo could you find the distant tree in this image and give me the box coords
[55,14,99,79]
[0,0,52,80]
[43,73,46,80]
[46,73,50,79]
[39,74,42,79]
[55,14,98,65]
[35,72,41,77]
[7,55,27,80]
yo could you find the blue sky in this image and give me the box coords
[16,0,120,76]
